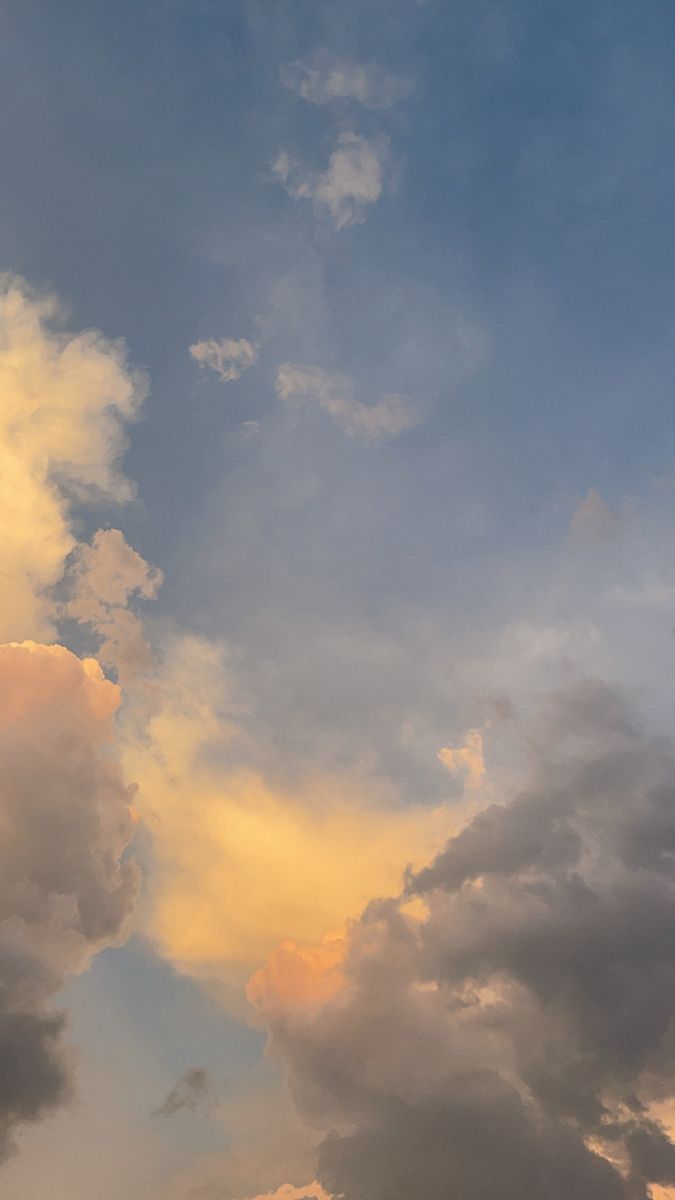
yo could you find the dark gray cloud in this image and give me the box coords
[0,642,138,1162]
[259,681,675,1200]
[152,1068,211,1119]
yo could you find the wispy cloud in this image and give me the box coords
[276,363,420,441]
[272,134,389,231]
[281,52,411,109]
[152,1068,211,1119]
[568,487,620,545]
[190,337,259,383]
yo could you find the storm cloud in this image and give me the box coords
[0,642,138,1160]
[253,681,675,1200]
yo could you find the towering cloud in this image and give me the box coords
[0,276,145,641]
[0,642,138,1161]
[251,682,675,1200]
[0,278,147,1162]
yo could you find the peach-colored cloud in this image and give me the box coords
[0,276,145,642]
[246,1183,332,1200]
[62,528,163,678]
[437,727,486,789]
[247,927,349,1015]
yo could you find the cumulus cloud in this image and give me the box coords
[272,134,389,231]
[62,528,163,678]
[276,363,419,441]
[0,276,145,642]
[152,1067,211,1119]
[0,641,138,1161]
[247,1184,332,1200]
[251,681,675,1200]
[190,337,259,383]
[281,52,411,109]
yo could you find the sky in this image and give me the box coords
[2,1,675,1197]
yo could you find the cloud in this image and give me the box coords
[252,681,675,1200]
[62,528,163,679]
[120,634,456,982]
[160,1073,324,1200]
[275,363,419,441]
[437,728,486,790]
[0,641,138,1161]
[246,1184,332,1200]
[0,276,145,643]
[272,134,389,231]
[568,488,620,546]
[152,1067,211,1119]
[281,52,411,109]
[190,338,259,383]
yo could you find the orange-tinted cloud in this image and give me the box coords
[247,927,349,1015]
[121,635,461,983]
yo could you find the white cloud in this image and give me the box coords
[281,52,411,109]
[276,363,420,441]
[272,133,389,231]
[190,337,259,383]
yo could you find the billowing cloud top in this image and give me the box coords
[252,682,675,1200]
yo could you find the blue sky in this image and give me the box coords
[2,2,675,1198]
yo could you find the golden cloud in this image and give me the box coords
[0,276,145,641]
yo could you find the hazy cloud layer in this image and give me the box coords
[281,52,411,109]
[253,682,675,1200]
[272,134,389,231]
[276,363,419,440]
